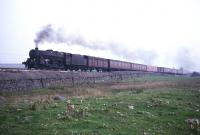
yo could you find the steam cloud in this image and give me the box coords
[175,47,194,71]
[34,24,157,65]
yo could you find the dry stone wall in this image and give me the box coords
[0,70,151,92]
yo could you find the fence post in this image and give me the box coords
[93,77,95,84]
[40,78,44,88]
[72,77,74,87]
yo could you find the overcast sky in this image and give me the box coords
[0,0,200,71]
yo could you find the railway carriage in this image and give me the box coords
[109,60,131,71]
[147,65,157,72]
[131,63,147,71]
[87,56,109,71]
[157,67,164,73]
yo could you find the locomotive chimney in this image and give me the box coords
[35,43,38,50]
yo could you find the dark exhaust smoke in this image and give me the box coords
[34,24,157,64]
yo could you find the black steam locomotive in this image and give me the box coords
[23,48,109,71]
[23,48,184,74]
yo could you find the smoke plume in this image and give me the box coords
[34,24,157,65]
[175,47,195,71]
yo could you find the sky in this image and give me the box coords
[0,0,200,71]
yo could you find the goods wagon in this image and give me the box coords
[131,63,147,71]
[87,56,109,71]
[147,65,157,72]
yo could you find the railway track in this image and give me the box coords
[0,67,184,78]
[0,68,27,72]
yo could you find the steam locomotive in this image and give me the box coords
[23,48,183,74]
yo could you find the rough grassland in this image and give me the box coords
[0,76,200,135]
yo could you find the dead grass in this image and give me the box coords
[1,85,112,105]
[2,76,200,105]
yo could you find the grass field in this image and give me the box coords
[0,75,200,135]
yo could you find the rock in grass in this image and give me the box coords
[0,96,6,104]
[128,105,134,110]
[143,131,148,135]
[53,95,66,102]
[66,104,75,112]
[16,108,23,112]
[24,116,32,122]
[185,118,199,129]
[117,111,126,117]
